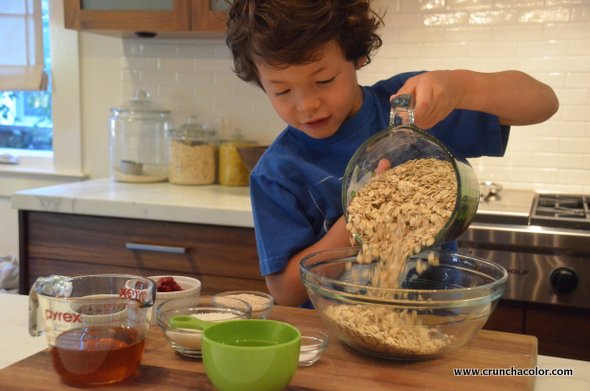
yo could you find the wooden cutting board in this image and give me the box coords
[0,305,537,390]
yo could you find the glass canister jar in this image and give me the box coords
[218,129,255,186]
[110,90,172,183]
[168,115,218,185]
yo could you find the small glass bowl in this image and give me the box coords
[298,330,329,367]
[213,290,274,319]
[148,275,201,325]
[156,295,251,358]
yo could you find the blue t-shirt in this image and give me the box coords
[250,72,509,277]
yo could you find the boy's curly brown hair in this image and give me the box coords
[226,0,383,88]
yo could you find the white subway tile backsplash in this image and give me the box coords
[495,0,544,9]
[516,40,569,57]
[157,57,195,73]
[136,41,177,58]
[420,42,469,57]
[560,137,590,153]
[537,56,590,72]
[447,0,493,11]
[141,70,176,84]
[119,0,590,191]
[529,152,584,168]
[568,39,590,55]
[553,88,589,105]
[467,42,517,57]
[399,26,446,42]
[506,136,562,152]
[444,26,491,41]
[379,42,423,58]
[546,1,588,6]
[571,5,590,22]
[519,8,571,23]
[470,10,519,25]
[176,70,213,86]
[531,72,566,88]
[423,12,469,26]
[544,22,590,39]
[558,169,590,185]
[491,25,544,41]
[509,167,560,183]
[560,105,590,121]
[177,42,216,59]
[385,11,423,28]
[565,72,590,88]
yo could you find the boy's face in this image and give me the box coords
[256,40,364,139]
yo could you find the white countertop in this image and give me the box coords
[1,293,588,390]
[12,178,537,229]
[11,178,254,227]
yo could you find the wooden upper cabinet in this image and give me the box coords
[191,0,228,32]
[63,0,228,37]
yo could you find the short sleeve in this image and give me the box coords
[250,173,316,276]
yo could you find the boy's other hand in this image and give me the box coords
[392,70,461,130]
[375,158,391,174]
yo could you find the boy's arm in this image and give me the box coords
[395,70,559,130]
[265,216,352,306]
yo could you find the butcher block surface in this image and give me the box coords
[0,305,537,390]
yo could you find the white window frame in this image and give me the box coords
[0,0,84,178]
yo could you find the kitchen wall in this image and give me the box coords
[108,0,590,192]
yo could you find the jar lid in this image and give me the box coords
[220,128,255,145]
[111,90,171,115]
[170,115,218,142]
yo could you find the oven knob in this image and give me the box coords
[550,267,578,294]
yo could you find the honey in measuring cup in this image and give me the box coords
[29,274,156,386]
[50,325,145,385]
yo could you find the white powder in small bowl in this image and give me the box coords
[165,311,240,350]
[222,293,272,312]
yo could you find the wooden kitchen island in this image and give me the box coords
[0,305,537,391]
[12,179,266,296]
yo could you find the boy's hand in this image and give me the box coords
[375,159,390,174]
[392,70,462,130]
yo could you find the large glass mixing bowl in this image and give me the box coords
[342,94,480,245]
[300,247,507,360]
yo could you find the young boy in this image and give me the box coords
[226,0,559,306]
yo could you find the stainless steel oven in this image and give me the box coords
[457,191,590,360]
[459,192,589,309]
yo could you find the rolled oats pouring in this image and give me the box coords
[346,157,457,288]
[324,157,459,358]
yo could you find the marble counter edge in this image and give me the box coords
[10,179,537,229]
[10,178,255,228]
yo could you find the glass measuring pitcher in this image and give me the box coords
[342,94,480,245]
[28,274,156,386]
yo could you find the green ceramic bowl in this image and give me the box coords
[202,319,301,391]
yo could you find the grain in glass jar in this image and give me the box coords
[168,116,218,185]
[218,129,255,186]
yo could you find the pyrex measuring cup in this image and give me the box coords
[342,94,479,245]
[29,274,156,386]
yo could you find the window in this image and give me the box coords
[0,0,52,151]
[0,0,82,176]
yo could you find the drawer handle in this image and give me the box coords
[126,242,187,254]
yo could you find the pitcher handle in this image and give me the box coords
[390,93,415,127]
[28,281,42,337]
[28,275,73,337]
